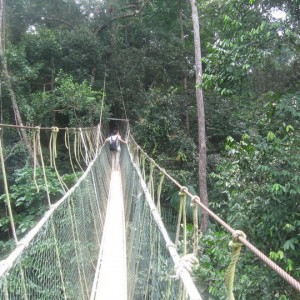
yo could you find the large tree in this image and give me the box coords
[189,0,209,235]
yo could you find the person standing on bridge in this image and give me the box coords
[105,129,126,171]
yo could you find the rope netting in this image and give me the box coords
[0,147,112,299]
[0,124,111,299]
[121,144,201,300]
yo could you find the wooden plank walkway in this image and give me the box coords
[90,170,127,300]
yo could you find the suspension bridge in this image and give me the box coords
[0,122,299,300]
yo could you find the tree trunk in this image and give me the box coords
[189,0,209,233]
[0,0,35,163]
[178,0,190,136]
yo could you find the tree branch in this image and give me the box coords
[42,16,73,28]
[96,0,150,34]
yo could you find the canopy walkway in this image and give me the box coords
[90,170,127,300]
[0,123,299,299]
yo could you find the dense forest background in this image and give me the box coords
[0,0,299,299]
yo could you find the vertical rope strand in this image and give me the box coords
[225,231,247,300]
[33,129,39,192]
[67,199,86,299]
[3,277,9,300]
[50,219,67,300]
[148,160,155,200]
[74,129,84,171]
[192,196,200,256]
[175,193,183,246]
[180,190,187,256]
[70,198,90,297]
[156,171,165,215]
[141,154,146,181]
[36,127,51,207]
[19,264,28,300]
[79,128,89,165]
[95,124,101,154]
[50,127,68,192]
[0,129,18,244]
[65,128,77,176]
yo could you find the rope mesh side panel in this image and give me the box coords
[0,146,111,300]
[121,145,199,300]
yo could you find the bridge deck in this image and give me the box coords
[90,170,127,300]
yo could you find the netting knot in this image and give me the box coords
[166,241,176,250]
[34,126,40,132]
[171,254,199,279]
[179,186,188,195]
[191,196,200,207]
[230,230,247,249]
[160,169,166,175]
[51,126,59,133]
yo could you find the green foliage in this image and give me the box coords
[209,92,300,296]
[195,229,230,299]
[134,88,197,170]
[29,72,109,127]
[200,0,299,97]
[196,227,297,299]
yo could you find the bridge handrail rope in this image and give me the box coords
[128,134,300,294]
[0,123,99,131]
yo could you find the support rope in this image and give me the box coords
[224,230,247,300]
[74,129,84,171]
[0,129,18,244]
[156,170,165,215]
[50,127,68,192]
[65,128,77,176]
[33,128,39,192]
[192,196,199,256]
[35,126,52,207]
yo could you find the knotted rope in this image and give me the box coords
[64,128,76,176]
[33,127,40,192]
[175,186,188,254]
[225,230,247,300]
[73,128,84,171]
[148,159,155,200]
[50,127,68,192]
[35,126,52,207]
[0,128,18,244]
[172,253,199,279]
[156,170,165,215]
[192,196,200,256]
